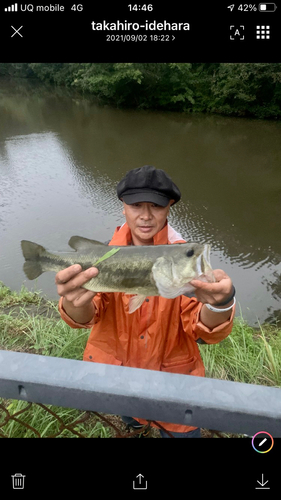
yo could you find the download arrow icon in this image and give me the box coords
[256,474,270,489]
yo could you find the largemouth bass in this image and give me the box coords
[21,236,215,313]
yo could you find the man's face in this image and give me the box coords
[122,200,174,245]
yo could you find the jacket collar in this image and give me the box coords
[109,221,184,246]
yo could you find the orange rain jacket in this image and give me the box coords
[58,221,235,433]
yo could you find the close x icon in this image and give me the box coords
[11,25,23,37]
[230,25,245,40]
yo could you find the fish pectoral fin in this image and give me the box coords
[68,236,107,251]
[128,294,147,314]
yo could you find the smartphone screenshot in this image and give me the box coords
[0,1,280,494]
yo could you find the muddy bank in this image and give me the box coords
[0,297,61,320]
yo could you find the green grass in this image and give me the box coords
[0,281,280,437]
[0,280,42,307]
[0,297,89,359]
[0,399,113,438]
[199,314,281,387]
[0,281,114,438]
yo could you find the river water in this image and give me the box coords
[0,78,280,326]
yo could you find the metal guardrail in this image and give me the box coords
[0,349,281,436]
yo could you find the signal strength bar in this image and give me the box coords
[4,3,18,11]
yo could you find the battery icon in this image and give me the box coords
[258,3,277,11]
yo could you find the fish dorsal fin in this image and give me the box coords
[68,236,106,252]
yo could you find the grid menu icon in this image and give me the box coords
[256,26,270,39]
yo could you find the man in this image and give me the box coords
[57,165,235,437]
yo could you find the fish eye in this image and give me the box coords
[186,249,194,257]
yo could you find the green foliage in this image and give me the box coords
[207,63,281,119]
[69,62,195,110]
[0,63,34,77]
[1,62,281,118]
[199,315,281,387]
[28,62,83,86]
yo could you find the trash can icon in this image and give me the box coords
[11,473,26,489]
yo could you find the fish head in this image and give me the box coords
[152,242,215,299]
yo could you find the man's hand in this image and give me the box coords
[190,269,233,306]
[55,264,99,308]
[190,269,235,329]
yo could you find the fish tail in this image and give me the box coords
[23,260,43,279]
[21,240,46,279]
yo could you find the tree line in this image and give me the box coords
[1,62,281,119]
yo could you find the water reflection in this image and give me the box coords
[0,78,280,325]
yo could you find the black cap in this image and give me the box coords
[117,165,181,207]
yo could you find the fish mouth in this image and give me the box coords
[196,245,214,281]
